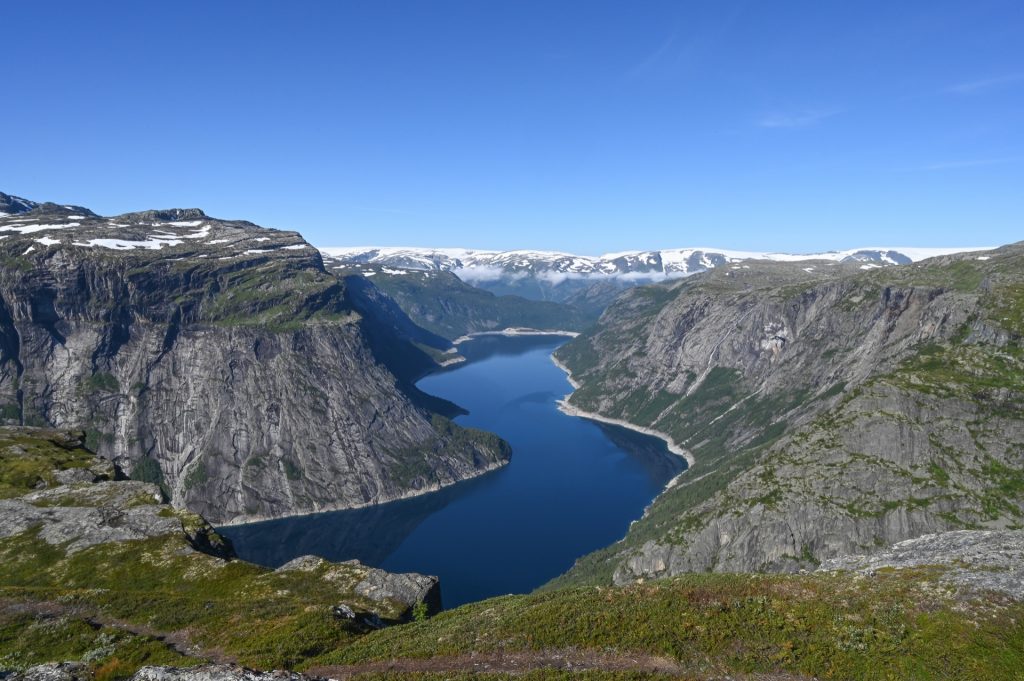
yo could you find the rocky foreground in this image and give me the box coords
[0,427,440,674]
[2,427,1022,679]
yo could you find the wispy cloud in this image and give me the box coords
[945,73,1024,95]
[626,2,747,81]
[902,156,1024,172]
[757,109,842,129]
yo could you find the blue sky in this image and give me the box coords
[2,1,1022,254]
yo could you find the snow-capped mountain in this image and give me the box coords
[0,193,314,262]
[320,245,993,303]
[321,245,990,278]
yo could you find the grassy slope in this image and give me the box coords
[0,430,420,675]
[313,569,1024,681]
[0,429,105,499]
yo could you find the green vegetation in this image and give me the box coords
[386,416,511,488]
[183,461,209,489]
[129,457,163,487]
[0,527,414,673]
[85,372,120,394]
[282,457,303,481]
[314,571,1024,680]
[84,428,114,453]
[201,263,358,330]
[0,428,99,499]
[552,246,1024,585]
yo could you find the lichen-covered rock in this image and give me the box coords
[131,666,312,681]
[275,554,441,615]
[1,490,186,553]
[275,554,327,572]
[8,663,91,681]
[349,559,442,615]
[820,530,1024,601]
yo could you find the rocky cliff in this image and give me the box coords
[553,245,1024,584]
[0,196,509,524]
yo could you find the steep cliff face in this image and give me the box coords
[0,200,509,524]
[554,245,1024,584]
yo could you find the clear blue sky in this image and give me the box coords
[3,1,1022,254]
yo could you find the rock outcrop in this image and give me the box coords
[130,667,311,681]
[276,555,442,616]
[820,529,1024,601]
[0,198,510,524]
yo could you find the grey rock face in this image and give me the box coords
[276,554,442,614]
[0,201,510,524]
[0,191,38,216]
[0,481,191,553]
[820,530,1024,601]
[350,559,442,614]
[8,663,91,681]
[555,246,1024,584]
[131,666,310,681]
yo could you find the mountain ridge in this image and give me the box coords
[321,244,994,278]
[0,192,511,524]
[323,244,995,308]
[549,242,1024,586]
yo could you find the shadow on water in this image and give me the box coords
[223,471,502,568]
[594,422,688,482]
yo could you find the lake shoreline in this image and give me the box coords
[449,328,580,348]
[550,354,696,484]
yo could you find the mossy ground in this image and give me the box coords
[0,428,98,499]
[0,528,409,675]
[312,570,1024,681]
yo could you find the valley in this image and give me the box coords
[222,334,685,608]
[2,191,1023,680]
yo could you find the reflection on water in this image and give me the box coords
[222,334,686,608]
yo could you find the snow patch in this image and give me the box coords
[77,237,183,250]
[0,222,80,234]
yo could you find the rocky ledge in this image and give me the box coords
[820,529,1024,601]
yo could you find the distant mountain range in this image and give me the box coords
[321,245,993,303]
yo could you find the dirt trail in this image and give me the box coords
[308,649,815,679]
[0,596,235,664]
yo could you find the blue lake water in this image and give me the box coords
[221,335,686,608]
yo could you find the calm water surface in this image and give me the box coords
[222,335,685,607]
